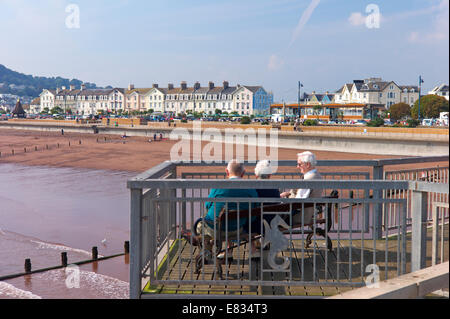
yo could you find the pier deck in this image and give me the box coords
[142,224,448,297]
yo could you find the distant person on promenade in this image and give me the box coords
[280,151,323,225]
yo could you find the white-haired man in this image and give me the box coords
[280,151,322,225]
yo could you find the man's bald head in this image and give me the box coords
[226,159,245,177]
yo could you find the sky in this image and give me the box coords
[0,0,448,102]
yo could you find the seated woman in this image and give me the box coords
[243,160,281,257]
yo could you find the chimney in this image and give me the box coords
[152,84,159,88]
[181,81,187,90]
[208,81,214,90]
[128,84,134,90]
[194,82,200,90]
[70,85,75,91]
[168,83,174,90]
[223,81,229,89]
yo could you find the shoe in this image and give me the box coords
[217,249,233,261]
[181,230,201,246]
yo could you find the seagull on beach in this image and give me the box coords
[101,238,107,246]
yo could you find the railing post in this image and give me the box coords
[130,188,143,299]
[411,190,428,272]
[169,166,177,240]
[373,164,384,239]
[181,173,187,231]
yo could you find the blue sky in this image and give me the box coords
[0,0,448,101]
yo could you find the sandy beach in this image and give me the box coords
[1,128,445,174]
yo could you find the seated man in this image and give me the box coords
[201,159,259,259]
[280,151,323,226]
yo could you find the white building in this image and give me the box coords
[39,89,56,111]
[334,78,419,109]
[429,84,449,101]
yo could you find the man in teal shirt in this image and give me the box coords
[203,160,259,259]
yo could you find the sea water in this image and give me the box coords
[0,163,134,298]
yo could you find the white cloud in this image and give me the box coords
[268,54,284,71]
[408,0,449,43]
[289,0,321,47]
[348,12,366,26]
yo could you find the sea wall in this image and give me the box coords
[1,121,448,156]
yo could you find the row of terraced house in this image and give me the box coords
[33,81,274,117]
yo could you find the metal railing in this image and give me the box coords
[128,157,449,298]
[384,166,449,232]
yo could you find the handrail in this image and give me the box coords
[128,179,413,190]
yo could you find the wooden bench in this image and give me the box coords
[183,190,339,278]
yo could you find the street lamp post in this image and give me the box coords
[418,75,424,122]
[298,81,303,119]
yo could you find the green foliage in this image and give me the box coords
[0,64,99,97]
[50,106,63,115]
[148,109,154,114]
[215,109,222,115]
[180,119,188,123]
[389,103,411,121]
[406,119,419,127]
[240,116,251,124]
[303,119,318,126]
[411,95,449,119]
[366,117,385,127]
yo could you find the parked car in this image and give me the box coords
[421,118,435,126]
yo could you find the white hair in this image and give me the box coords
[254,160,273,177]
[227,159,245,176]
[297,151,317,167]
